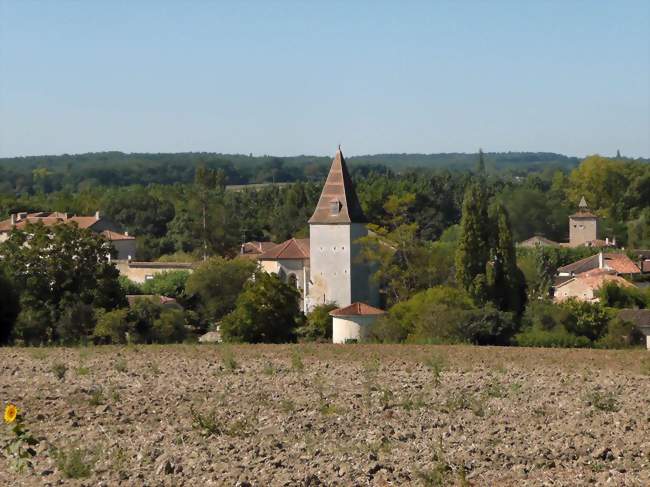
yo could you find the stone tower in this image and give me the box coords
[569,196,598,247]
[306,148,379,310]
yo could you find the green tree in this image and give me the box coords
[220,272,301,343]
[455,182,490,302]
[0,222,126,344]
[140,271,190,301]
[185,257,257,325]
[297,303,337,342]
[489,202,525,314]
[152,308,186,343]
[93,308,130,344]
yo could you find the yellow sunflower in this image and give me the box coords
[4,403,18,424]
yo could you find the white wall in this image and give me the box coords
[332,315,378,343]
[308,224,353,309]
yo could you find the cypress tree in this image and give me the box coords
[455,182,490,302]
[489,202,523,313]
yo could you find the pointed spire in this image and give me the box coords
[309,147,367,224]
[579,196,588,209]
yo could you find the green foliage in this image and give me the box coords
[118,275,141,295]
[220,272,301,343]
[297,303,337,342]
[455,182,490,302]
[372,286,518,345]
[185,257,257,325]
[3,408,40,473]
[151,308,187,343]
[50,362,68,381]
[93,308,130,344]
[51,445,97,479]
[598,281,648,309]
[140,271,190,300]
[0,222,125,345]
[585,389,620,412]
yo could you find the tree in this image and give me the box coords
[0,266,19,344]
[220,272,301,343]
[94,308,130,344]
[489,202,525,314]
[0,222,126,344]
[185,257,257,325]
[455,182,490,302]
[140,271,190,301]
[297,303,338,342]
[152,308,186,343]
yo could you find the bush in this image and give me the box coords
[598,281,648,309]
[515,326,592,348]
[93,308,130,344]
[297,303,337,342]
[56,303,96,345]
[371,286,518,345]
[0,266,19,344]
[141,271,190,301]
[220,272,301,343]
[152,308,186,343]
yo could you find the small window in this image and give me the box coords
[145,275,154,281]
[330,200,341,215]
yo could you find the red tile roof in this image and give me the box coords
[0,212,102,231]
[308,148,367,225]
[557,253,641,275]
[330,302,385,316]
[101,230,135,241]
[258,238,309,260]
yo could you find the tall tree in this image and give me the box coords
[489,202,525,314]
[455,181,490,302]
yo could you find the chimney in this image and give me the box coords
[612,236,616,247]
[241,243,245,255]
[95,211,100,219]
[10,213,15,225]
[605,237,609,245]
[598,252,604,269]
[124,231,129,237]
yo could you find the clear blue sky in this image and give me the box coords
[1,1,648,158]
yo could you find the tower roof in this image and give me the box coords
[308,148,367,224]
[570,195,597,218]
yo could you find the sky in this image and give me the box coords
[0,1,649,158]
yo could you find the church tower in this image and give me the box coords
[569,196,598,247]
[306,148,379,310]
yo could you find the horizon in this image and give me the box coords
[1,1,649,158]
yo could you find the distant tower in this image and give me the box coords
[306,148,379,310]
[569,196,598,247]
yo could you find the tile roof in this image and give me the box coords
[101,230,135,241]
[240,241,277,257]
[330,302,386,316]
[258,238,310,260]
[555,271,635,292]
[0,212,101,231]
[308,148,367,225]
[557,253,641,275]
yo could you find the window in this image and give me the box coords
[288,274,298,288]
[330,200,341,215]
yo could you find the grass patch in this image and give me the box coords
[88,387,105,406]
[585,389,620,412]
[291,348,305,372]
[423,352,446,387]
[220,346,239,372]
[50,362,68,381]
[114,358,127,373]
[52,445,97,479]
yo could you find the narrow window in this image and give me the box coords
[330,200,341,215]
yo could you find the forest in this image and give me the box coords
[0,150,649,347]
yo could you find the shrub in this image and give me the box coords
[141,271,190,301]
[52,446,97,479]
[220,272,301,343]
[515,326,591,348]
[151,308,186,343]
[297,303,337,342]
[93,308,130,344]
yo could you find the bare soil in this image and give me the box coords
[1,344,649,486]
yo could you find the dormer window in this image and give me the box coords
[330,199,341,215]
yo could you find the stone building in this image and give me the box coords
[569,197,598,247]
[305,148,379,311]
[330,302,386,343]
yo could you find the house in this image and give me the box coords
[553,269,637,303]
[258,238,310,309]
[0,211,136,259]
[556,252,641,278]
[518,197,616,249]
[239,241,277,259]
